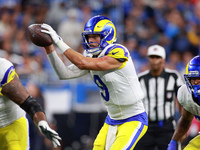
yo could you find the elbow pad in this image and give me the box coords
[20,96,44,119]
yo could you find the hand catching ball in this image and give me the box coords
[27,24,53,47]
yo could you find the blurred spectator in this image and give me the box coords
[187,23,200,55]
[165,9,191,53]
[123,15,136,41]
[166,51,184,71]
[15,3,35,29]
[1,39,12,53]
[35,4,48,24]
[12,29,29,55]
[15,52,44,84]
[179,51,195,79]
[0,10,15,42]
[45,1,67,30]
[57,8,84,50]
[79,2,93,24]
[181,51,195,68]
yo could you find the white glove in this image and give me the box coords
[38,120,62,148]
[41,23,70,53]
[41,23,61,44]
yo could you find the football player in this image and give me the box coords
[41,15,148,149]
[0,57,61,149]
[168,55,200,150]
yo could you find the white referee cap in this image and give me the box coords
[147,45,166,59]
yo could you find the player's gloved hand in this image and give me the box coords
[41,23,70,53]
[167,139,177,150]
[38,120,62,148]
[41,23,61,44]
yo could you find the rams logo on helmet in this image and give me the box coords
[82,15,117,55]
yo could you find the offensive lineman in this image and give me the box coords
[168,55,200,150]
[41,15,148,149]
[0,57,61,150]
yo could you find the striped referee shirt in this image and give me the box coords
[138,68,184,122]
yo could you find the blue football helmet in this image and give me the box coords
[184,56,200,102]
[82,15,117,55]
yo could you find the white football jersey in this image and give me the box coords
[0,58,25,128]
[88,44,145,120]
[178,84,200,120]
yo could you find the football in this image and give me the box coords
[27,24,53,47]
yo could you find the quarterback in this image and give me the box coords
[0,57,61,150]
[168,55,200,150]
[41,15,148,149]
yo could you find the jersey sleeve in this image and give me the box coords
[177,84,190,108]
[175,70,184,91]
[0,59,17,95]
[177,85,184,106]
[106,45,129,69]
[106,45,129,61]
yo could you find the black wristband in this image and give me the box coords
[20,96,44,119]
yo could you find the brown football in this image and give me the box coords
[27,24,53,47]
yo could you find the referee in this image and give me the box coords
[134,45,183,150]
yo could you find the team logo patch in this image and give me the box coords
[112,51,119,55]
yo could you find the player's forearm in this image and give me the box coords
[63,48,89,69]
[33,111,47,126]
[172,116,192,142]
[44,44,55,54]
[47,51,88,79]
